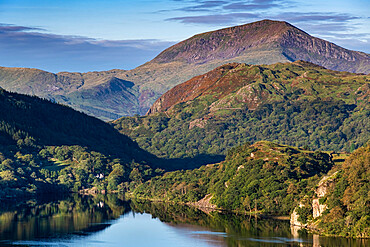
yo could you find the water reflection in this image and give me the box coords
[0,195,367,247]
[132,200,305,247]
[0,194,129,242]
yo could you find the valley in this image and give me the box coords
[0,18,369,243]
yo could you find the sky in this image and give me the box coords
[0,0,369,72]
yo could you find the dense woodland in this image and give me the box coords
[133,141,370,237]
[314,143,370,238]
[0,88,161,199]
[134,141,333,215]
[115,99,369,159]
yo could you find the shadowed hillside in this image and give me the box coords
[0,88,225,200]
[0,88,159,199]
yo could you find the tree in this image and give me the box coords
[242,195,252,213]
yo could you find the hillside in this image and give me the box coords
[291,142,370,238]
[1,20,369,120]
[0,88,153,161]
[0,88,160,199]
[113,61,370,158]
[0,67,135,121]
[133,141,334,216]
[149,20,369,73]
[136,20,369,109]
[318,143,370,237]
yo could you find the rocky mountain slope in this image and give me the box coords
[114,61,370,157]
[1,20,369,120]
[149,20,369,74]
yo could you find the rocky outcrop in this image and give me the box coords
[312,199,327,219]
[315,172,337,197]
[189,118,208,129]
[312,172,337,218]
[290,203,307,227]
[187,194,218,214]
[290,172,338,227]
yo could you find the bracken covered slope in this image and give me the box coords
[114,61,370,157]
[147,61,370,115]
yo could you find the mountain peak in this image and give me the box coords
[149,19,369,74]
[150,20,303,65]
[229,19,297,31]
[0,20,369,120]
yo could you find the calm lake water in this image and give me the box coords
[0,194,367,247]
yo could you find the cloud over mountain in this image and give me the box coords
[0,24,173,72]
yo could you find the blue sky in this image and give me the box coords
[0,0,369,72]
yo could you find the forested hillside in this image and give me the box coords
[293,142,370,238]
[0,88,159,199]
[113,61,370,158]
[134,141,333,216]
[134,141,369,237]
[318,143,370,237]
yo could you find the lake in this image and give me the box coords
[0,194,367,246]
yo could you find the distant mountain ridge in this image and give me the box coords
[0,20,369,120]
[0,67,135,120]
[151,20,369,73]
